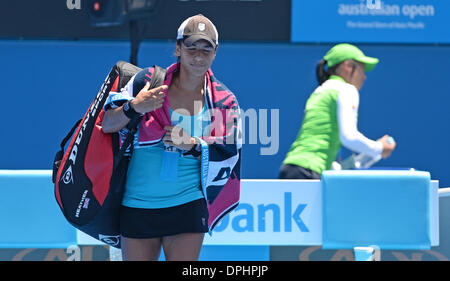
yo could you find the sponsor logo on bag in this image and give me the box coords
[99,234,120,246]
[67,76,111,168]
[75,190,89,218]
[83,198,90,209]
[62,165,74,184]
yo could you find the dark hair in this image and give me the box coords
[175,39,183,61]
[316,59,339,85]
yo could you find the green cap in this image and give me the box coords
[324,43,379,72]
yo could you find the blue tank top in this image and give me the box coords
[122,104,210,209]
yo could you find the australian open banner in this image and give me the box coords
[291,0,450,43]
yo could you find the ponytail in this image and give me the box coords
[316,59,341,85]
[316,59,329,85]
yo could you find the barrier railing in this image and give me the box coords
[0,170,440,261]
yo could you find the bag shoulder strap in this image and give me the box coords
[149,65,166,89]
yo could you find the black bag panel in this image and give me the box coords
[77,155,130,248]
[130,65,167,97]
[116,61,142,91]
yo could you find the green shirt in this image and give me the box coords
[283,76,345,174]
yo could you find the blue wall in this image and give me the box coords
[1,40,449,187]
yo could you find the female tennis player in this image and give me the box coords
[280,43,396,179]
[102,14,241,261]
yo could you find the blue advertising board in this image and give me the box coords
[291,0,450,43]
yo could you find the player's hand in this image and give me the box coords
[377,135,396,158]
[131,83,167,114]
[163,125,196,151]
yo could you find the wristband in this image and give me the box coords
[122,101,143,120]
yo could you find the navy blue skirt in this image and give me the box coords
[119,199,209,238]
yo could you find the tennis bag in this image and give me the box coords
[52,61,166,248]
